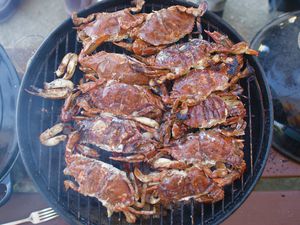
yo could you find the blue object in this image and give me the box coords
[0,0,21,23]
[0,44,20,206]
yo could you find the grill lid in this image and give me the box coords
[251,11,300,162]
[0,44,19,181]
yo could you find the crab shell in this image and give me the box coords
[87,80,164,119]
[78,51,168,85]
[76,114,159,154]
[73,0,146,54]
[134,166,224,206]
[181,93,246,129]
[136,3,207,46]
[162,130,245,167]
[64,131,155,223]
[169,68,229,106]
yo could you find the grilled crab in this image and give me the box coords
[75,114,159,157]
[164,65,252,109]
[40,113,160,160]
[134,166,224,206]
[151,130,246,186]
[137,31,258,83]
[78,51,168,85]
[63,131,156,223]
[114,2,208,55]
[26,53,79,99]
[169,92,247,140]
[72,0,146,54]
[60,79,164,125]
[180,93,246,128]
[26,78,75,99]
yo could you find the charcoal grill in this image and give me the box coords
[16,0,273,224]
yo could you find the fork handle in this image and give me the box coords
[2,218,31,225]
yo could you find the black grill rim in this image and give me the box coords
[16,0,273,225]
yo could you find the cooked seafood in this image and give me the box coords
[78,51,168,85]
[64,132,155,223]
[26,79,74,99]
[39,123,67,146]
[177,92,245,128]
[72,0,146,54]
[55,53,78,79]
[152,130,246,186]
[137,31,257,83]
[75,114,159,156]
[164,66,251,108]
[114,2,208,55]
[134,166,224,206]
[31,1,256,222]
[60,79,164,124]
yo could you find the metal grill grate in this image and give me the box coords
[17,1,273,225]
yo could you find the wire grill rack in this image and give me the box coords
[17,1,273,225]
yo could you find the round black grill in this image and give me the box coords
[17,0,273,224]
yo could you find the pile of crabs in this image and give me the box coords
[29,1,258,223]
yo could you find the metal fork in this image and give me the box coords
[2,208,58,225]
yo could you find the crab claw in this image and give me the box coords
[55,53,78,79]
[26,86,71,99]
[44,78,74,90]
[229,42,259,56]
[130,0,145,12]
[26,78,74,99]
[40,123,67,146]
[205,30,233,47]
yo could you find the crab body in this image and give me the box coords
[134,166,224,206]
[78,51,168,85]
[73,0,146,54]
[114,2,208,55]
[64,132,155,223]
[154,130,246,186]
[60,80,164,126]
[76,114,159,154]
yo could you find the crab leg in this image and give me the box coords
[134,167,162,183]
[110,154,145,163]
[133,184,147,208]
[64,180,79,191]
[127,206,156,215]
[123,211,136,224]
[130,173,140,202]
[114,39,166,56]
[151,158,189,170]
[79,78,106,93]
[77,144,100,158]
[72,13,96,26]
